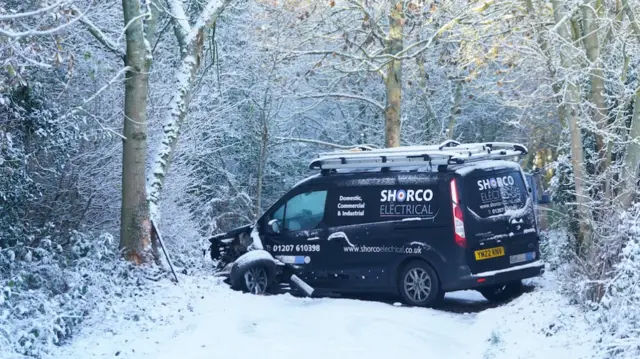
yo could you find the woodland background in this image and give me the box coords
[2,0,640,357]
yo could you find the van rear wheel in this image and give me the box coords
[478,280,523,303]
[398,261,442,307]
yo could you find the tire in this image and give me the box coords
[478,280,523,303]
[229,251,277,294]
[397,260,442,307]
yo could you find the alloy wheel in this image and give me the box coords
[403,267,432,303]
[244,267,269,294]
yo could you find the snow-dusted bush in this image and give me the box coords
[0,232,150,358]
[539,229,575,273]
[595,205,640,359]
[543,154,640,358]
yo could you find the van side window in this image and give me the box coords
[274,190,327,231]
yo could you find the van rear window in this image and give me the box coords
[465,171,528,218]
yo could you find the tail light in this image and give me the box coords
[450,178,467,248]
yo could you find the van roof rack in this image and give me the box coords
[309,140,528,172]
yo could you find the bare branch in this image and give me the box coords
[274,137,378,150]
[78,108,127,140]
[117,12,152,45]
[0,0,70,21]
[295,92,385,112]
[59,66,131,121]
[70,6,125,60]
[0,5,89,38]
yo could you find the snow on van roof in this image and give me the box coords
[453,159,522,175]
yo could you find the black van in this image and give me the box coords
[208,141,545,307]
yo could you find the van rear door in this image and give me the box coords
[461,167,539,274]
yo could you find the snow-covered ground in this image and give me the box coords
[45,273,599,359]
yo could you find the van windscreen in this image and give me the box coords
[465,170,528,218]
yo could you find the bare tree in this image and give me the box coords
[147,0,232,223]
[289,0,470,147]
[549,0,591,246]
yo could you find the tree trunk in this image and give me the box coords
[550,0,592,248]
[415,56,437,142]
[523,0,566,171]
[147,0,230,220]
[622,0,640,42]
[384,1,404,148]
[255,113,269,219]
[619,0,640,208]
[581,1,608,174]
[447,79,463,139]
[605,46,629,202]
[120,0,157,264]
[620,90,640,208]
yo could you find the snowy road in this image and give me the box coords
[49,274,597,359]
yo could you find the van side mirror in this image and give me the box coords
[268,219,281,234]
[539,192,551,205]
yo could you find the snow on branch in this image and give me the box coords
[70,6,125,59]
[186,0,227,43]
[147,0,232,222]
[0,0,71,21]
[550,4,580,35]
[376,17,462,62]
[167,0,191,52]
[117,12,152,45]
[58,66,131,122]
[0,3,89,38]
[168,0,227,53]
[296,92,385,112]
[274,137,379,150]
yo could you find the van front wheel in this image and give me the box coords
[398,261,442,307]
[229,250,276,294]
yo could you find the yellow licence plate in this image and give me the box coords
[474,246,505,260]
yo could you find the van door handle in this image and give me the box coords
[328,232,346,240]
[509,218,524,231]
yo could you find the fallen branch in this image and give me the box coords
[151,219,179,283]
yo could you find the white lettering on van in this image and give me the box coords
[380,189,433,202]
[477,175,516,191]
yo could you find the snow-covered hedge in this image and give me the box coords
[0,232,151,358]
[595,206,640,359]
[540,211,640,358]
